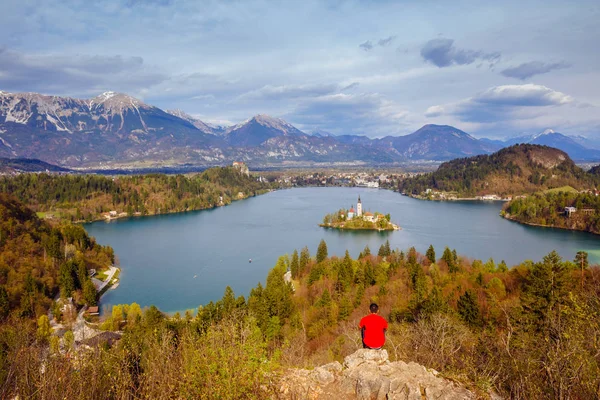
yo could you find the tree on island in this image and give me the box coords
[316,240,328,263]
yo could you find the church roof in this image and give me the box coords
[349,207,355,213]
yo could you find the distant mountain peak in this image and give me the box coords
[541,128,556,135]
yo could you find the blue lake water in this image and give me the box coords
[85,187,600,313]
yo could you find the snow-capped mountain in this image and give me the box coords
[165,109,225,135]
[223,114,305,147]
[0,91,224,165]
[3,89,594,168]
[499,129,600,161]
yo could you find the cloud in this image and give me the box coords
[0,48,167,97]
[425,105,444,117]
[501,61,571,80]
[420,38,500,68]
[289,93,409,136]
[377,36,396,46]
[473,84,573,107]
[359,36,396,52]
[431,84,574,123]
[340,82,360,91]
[359,41,374,51]
[236,83,340,101]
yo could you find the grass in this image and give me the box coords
[544,186,578,194]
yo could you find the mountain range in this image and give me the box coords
[0,90,598,168]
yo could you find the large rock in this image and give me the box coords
[279,349,482,400]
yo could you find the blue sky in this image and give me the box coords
[1,0,599,139]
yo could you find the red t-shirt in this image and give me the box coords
[359,313,388,348]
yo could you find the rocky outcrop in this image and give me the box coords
[279,349,479,400]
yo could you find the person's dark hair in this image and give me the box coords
[369,303,379,313]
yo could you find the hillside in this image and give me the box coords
[0,157,71,174]
[2,240,599,398]
[0,194,114,319]
[504,190,600,234]
[0,166,275,222]
[399,144,597,197]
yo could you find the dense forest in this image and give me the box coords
[0,194,114,320]
[1,232,599,398]
[504,190,600,234]
[399,144,597,197]
[0,166,275,222]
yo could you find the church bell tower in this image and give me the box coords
[357,195,362,217]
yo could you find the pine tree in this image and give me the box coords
[316,239,328,263]
[457,289,481,326]
[384,240,391,256]
[426,245,436,264]
[442,247,457,273]
[83,279,97,306]
[290,249,299,278]
[299,246,311,274]
[378,243,387,258]
[362,245,371,257]
[521,250,571,326]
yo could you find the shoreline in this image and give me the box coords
[46,189,275,225]
[403,193,511,202]
[319,223,400,232]
[502,214,600,236]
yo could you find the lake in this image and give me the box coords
[85,187,600,313]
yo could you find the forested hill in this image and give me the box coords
[504,190,600,234]
[0,166,275,222]
[2,238,599,398]
[399,144,597,197]
[0,194,114,319]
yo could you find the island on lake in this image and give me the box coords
[320,195,400,231]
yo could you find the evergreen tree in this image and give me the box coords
[442,247,457,273]
[364,259,376,286]
[426,244,436,264]
[457,289,481,326]
[59,262,75,298]
[222,286,236,315]
[362,245,371,258]
[316,239,328,263]
[574,251,589,270]
[407,247,417,266]
[317,288,332,307]
[337,250,353,291]
[422,286,448,316]
[521,250,571,326]
[497,260,508,272]
[378,243,387,258]
[299,246,311,274]
[83,279,97,306]
[338,295,352,321]
[290,249,299,278]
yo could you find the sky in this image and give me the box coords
[1,0,599,139]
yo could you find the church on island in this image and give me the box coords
[321,196,400,231]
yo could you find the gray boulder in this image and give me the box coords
[279,349,485,400]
